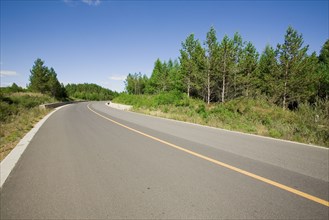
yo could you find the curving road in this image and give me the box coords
[0,102,328,219]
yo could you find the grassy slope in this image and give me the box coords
[113,92,329,147]
[0,92,54,161]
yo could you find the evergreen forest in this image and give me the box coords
[124,26,329,110]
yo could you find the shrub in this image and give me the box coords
[154,91,183,106]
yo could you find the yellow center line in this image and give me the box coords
[87,104,329,207]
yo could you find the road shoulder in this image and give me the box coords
[0,105,70,188]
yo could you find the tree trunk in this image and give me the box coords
[222,74,225,103]
[246,71,249,97]
[222,56,226,103]
[207,71,210,104]
[134,82,137,95]
[283,64,288,110]
[187,77,190,98]
[234,71,236,98]
[283,81,287,110]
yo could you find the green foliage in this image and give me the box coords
[28,58,67,99]
[196,104,208,119]
[277,26,318,109]
[167,59,183,92]
[145,59,162,94]
[153,91,184,106]
[238,41,259,97]
[114,26,329,146]
[65,83,118,101]
[0,92,55,122]
[317,39,329,100]
[28,58,49,93]
[125,72,148,94]
[144,59,182,94]
[256,45,279,100]
[217,34,236,102]
[113,91,187,108]
[179,34,199,97]
[0,83,25,94]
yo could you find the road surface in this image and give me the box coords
[1,102,328,219]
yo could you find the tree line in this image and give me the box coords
[125,26,329,110]
[65,83,118,101]
[26,58,117,101]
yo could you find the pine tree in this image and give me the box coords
[256,45,279,100]
[238,42,259,97]
[277,26,316,109]
[28,58,65,99]
[125,73,135,94]
[318,39,329,100]
[159,61,169,92]
[179,34,198,97]
[48,67,62,99]
[204,26,219,104]
[146,59,163,94]
[125,72,148,94]
[10,83,23,93]
[231,32,243,99]
[218,35,235,103]
[28,58,50,94]
[168,59,183,92]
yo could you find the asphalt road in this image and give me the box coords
[1,102,328,219]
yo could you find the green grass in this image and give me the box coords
[0,92,55,161]
[113,93,329,147]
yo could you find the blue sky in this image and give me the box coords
[1,0,328,92]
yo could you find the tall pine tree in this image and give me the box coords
[28,58,50,94]
[277,26,316,109]
[179,34,198,97]
[238,42,259,97]
[256,45,279,101]
[204,26,219,104]
[146,59,163,94]
[193,41,207,100]
[28,58,65,99]
[218,35,235,103]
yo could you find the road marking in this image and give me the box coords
[88,104,329,207]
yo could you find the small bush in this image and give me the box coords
[269,129,282,138]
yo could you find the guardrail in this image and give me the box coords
[106,101,132,111]
[39,101,85,109]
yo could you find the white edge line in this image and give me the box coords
[0,104,71,189]
[105,102,328,150]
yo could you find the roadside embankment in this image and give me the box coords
[39,101,85,109]
[112,93,329,147]
[106,101,132,111]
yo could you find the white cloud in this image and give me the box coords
[82,0,101,6]
[108,75,126,81]
[63,0,101,6]
[0,70,17,77]
[63,0,75,6]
